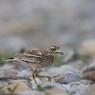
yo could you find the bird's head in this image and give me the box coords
[49,45,64,55]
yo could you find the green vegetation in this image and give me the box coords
[37,84,49,95]
[0,53,15,65]
[53,54,65,66]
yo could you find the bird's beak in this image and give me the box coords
[55,50,64,54]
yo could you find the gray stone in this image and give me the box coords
[55,72,81,84]
[85,84,95,95]
[68,84,88,95]
[17,88,69,95]
[47,65,79,78]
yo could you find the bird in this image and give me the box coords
[6,45,64,85]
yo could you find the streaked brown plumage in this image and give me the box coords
[16,48,54,70]
[6,46,63,84]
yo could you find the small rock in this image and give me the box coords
[47,65,79,78]
[85,84,95,95]
[0,64,14,70]
[1,80,31,94]
[68,83,88,95]
[82,64,95,74]
[17,91,43,95]
[67,80,93,95]
[82,64,95,82]
[17,69,32,77]
[82,71,95,82]
[46,88,69,95]
[47,65,80,84]
[80,80,94,85]
[0,62,32,79]
[42,82,70,92]
[0,81,8,88]
[55,72,81,84]
[59,65,79,74]
[17,88,68,95]
[0,64,18,78]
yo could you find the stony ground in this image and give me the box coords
[0,44,95,95]
[0,1,95,95]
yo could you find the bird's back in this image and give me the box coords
[7,48,54,70]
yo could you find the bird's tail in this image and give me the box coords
[5,58,18,62]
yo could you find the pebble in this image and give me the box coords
[0,64,18,78]
[85,84,95,95]
[67,79,93,95]
[69,84,88,95]
[0,59,94,95]
[82,64,95,74]
[17,88,69,95]
[42,82,70,92]
[79,80,94,85]
[55,72,81,84]
[47,65,79,77]
[82,64,95,82]
[68,81,89,95]
[47,65,80,84]
[82,71,95,82]
[1,80,31,94]
[0,63,32,79]
[17,70,32,77]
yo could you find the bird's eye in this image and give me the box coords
[49,46,59,51]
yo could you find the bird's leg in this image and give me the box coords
[29,69,38,85]
[30,69,52,85]
[33,70,38,85]
[36,74,51,81]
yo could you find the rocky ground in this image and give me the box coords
[0,1,95,95]
[0,40,95,95]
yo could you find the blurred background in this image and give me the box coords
[0,0,95,55]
